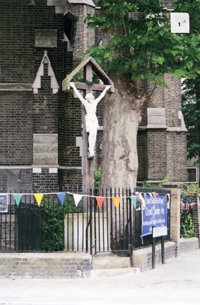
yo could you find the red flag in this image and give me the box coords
[96,196,104,209]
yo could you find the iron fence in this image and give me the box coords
[0,188,170,255]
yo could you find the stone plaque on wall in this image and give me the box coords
[147,108,166,129]
[35,29,57,48]
[33,134,58,165]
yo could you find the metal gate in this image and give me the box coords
[17,203,43,251]
[0,196,44,252]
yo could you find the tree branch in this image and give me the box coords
[146,83,157,101]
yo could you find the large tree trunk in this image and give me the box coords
[101,76,143,189]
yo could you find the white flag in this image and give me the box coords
[73,194,83,207]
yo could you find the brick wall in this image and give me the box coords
[0,239,198,277]
[166,132,188,182]
[133,238,199,271]
[133,241,176,271]
[0,169,32,193]
[0,0,188,192]
[33,168,58,193]
[0,0,87,192]
[59,168,82,190]
[137,130,148,181]
[69,4,96,60]
[147,131,167,180]
[138,74,187,182]
[0,252,92,278]
[0,92,33,166]
[61,95,82,167]
[179,237,199,254]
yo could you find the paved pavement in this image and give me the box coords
[1,249,200,305]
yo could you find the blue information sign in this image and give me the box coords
[141,193,168,237]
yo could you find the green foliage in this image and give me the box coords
[159,176,172,186]
[42,199,65,251]
[181,209,195,238]
[142,176,172,188]
[182,78,200,164]
[42,195,83,251]
[142,181,158,188]
[180,183,200,196]
[86,0,200,97]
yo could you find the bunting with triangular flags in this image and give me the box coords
[96,196,104,209]
[73,194,83,207]
[13,194,23,207]
[113,197,120,209]
[34,194,44,207]
[57,192,66,205]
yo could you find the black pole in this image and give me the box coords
[161,236,165,264]
[152,226,156,269]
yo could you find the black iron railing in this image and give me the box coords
[0,188,170,254]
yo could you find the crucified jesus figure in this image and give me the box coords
[70,82,111,158]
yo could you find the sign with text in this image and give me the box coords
[0,194,8,213]
[152,226,168,238]
[141,193,168,237]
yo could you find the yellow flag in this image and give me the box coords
[113,197,120,209]
[34,194,44,207]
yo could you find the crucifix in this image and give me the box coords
[62,57,114,192]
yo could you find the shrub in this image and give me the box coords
[181,208,195,238]
[42,195,83,251]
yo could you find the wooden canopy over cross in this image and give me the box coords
[62,56,114,192]
[62,56,114,93]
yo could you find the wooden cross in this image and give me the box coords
[62,57,114,193]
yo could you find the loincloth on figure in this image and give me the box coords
[85,114,99,133]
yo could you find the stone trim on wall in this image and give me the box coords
[0,83,32,91]
[32,50,59,94]
[68,0,95,7]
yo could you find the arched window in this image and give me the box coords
[64,12,77,45]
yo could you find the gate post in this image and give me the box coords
[170,186,181,256]
[193,196,200,247]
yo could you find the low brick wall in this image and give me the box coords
[132,241,176,271]
[0,238,199,278]
[0,253,92,279]
[179,237,199,254]
[132,238,200,271]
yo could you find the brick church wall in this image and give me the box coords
[0,0,188,192]
[0,0,80,192]
[146,131,167,180]
[166,132,188,182]
[0,92,33,165]
[138,73,187,183]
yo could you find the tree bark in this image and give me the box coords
[101,76,143,189]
